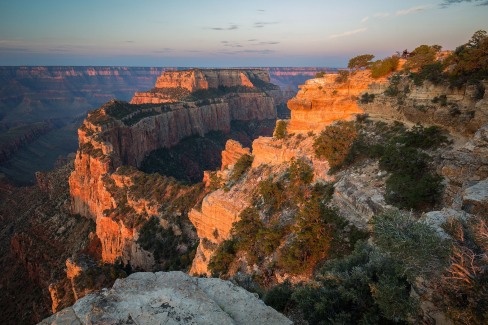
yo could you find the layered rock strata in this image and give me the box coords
[69,69,278,267]
[362,79,488,135]
[189,135,333,275]
[287,70,388,133]
[39,271,292,325]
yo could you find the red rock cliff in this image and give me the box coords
[69,69,279,267]
[287,70,388,133]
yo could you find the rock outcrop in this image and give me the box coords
[39,271,292,325]
[68,69,278,268]
[287,70,388,133]
[221,140,251,170]
[362,79,488,136]
[189,134,333,275]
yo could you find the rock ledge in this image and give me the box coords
[39,271,291,325]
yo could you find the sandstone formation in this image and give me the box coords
[287,70,389,133]
[68,69,278,268]
[362,79,488,135]
[190,133,333,275]
[221,139,251,170]
[39,271,292,325]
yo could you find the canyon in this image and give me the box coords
[0,67,325,184]
[68,69,279,270]
[3,54,488,324]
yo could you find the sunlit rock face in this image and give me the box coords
[287,70,388,133]
[68,69,279,267]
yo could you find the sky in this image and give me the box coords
[0,0,487,67]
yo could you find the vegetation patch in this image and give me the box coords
[228,154,253,183]
[273,120,288,139]
[210,158,367,280]
[137,216,196,270]
[370,55,400,78]
[313,121,357,172]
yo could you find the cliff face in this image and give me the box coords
[69,69,278,268]
[0,163,96,324]
[286,66,488,137]
[0,66,167,184]
[0,67,319,184]
[287,70,388,133]
[154,69,264,91]
[362,79,488,135]
[189,136,332,276]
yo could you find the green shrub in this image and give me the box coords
[208,239,238,277]
[394,125,450,149]
[280,199,341,274]
[263,280,294,312]
[232,207,284,265]
[372,210,450,280]
[293,241,418,324]
[313,121,357,170]
[450,30,488,85]
[137,216,187,269]
[379,144,444,210]
[335,70,350,83]
[348,54,375,70]
[359,92,375,104]
[370,56,400,78]
[315,71,326,78]
[229,154,253,183]
[432,94,448,106]
[287,158,314,194]
[256,178,287,213]
[404,44,441,70]
[273,120,288,139]
[410,62,446,86]
[384,73,402,97]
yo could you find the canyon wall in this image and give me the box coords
[0,67,323,183]
[362,79,488,135]
[286,66,487,136]
[0,66,167,183]
[68,69,278,268]
[287,70,388,133]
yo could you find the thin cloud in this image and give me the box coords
[153,48,174,53]
[440,0,488,8]
[221,41,243,48]
[258,41,280,45]
[361,16,369,23]
[374,12,390,18]
[254,21,279,28]
[257,9,266,12]
[220,49,275,55]
[329,28,367,39]
[0,47,33,52]
[395,6,428,16]
[248,39,258,42]
[208,24,238,31]
[125,40,135,43]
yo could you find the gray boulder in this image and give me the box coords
[39,271,292,325]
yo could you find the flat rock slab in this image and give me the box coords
[463,178,488,214]
[39,271,292,325]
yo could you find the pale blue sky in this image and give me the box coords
[0,0,487,67]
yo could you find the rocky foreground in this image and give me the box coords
[40,271,291,325]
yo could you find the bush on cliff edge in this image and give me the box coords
[313,121,357,171]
